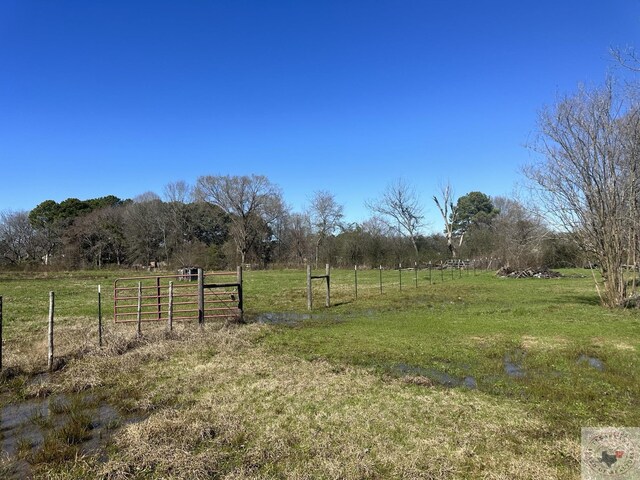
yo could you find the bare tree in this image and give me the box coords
[309,190,344,268]
[491,197,548,270]
[611,46,640,73]
[433,182,461,258]
[526,80,640,307]
[289,213,311,264]
[163,180,192,204]
[361,215,393,266]
[0,210,40,264]
[162,181,193,258]
[195,174,284,265]
[366,179,424,258]
[123,194,164,266]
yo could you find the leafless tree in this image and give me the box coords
[123,194,165,266]
[611,46,640,73]
[162,181,193,256]
[195,174,284,265]
[309,190,344,268]
[433,182,461,258]
[366,179,424,258]
[163,180,193,204]
[286,212,312,265]
[490,197,548,270]
[526,80,640,307]
[0,210,40,264]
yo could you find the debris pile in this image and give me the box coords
[496,267,562,279]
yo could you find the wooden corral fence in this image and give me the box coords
[114,267,243,326]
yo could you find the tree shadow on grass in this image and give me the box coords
[569,295,601,306]
[332,300,354,307]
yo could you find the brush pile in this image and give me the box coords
[496,267,562,279]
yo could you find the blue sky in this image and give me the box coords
[1,1,639,231]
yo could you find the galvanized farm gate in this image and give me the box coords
[114,267,243,325]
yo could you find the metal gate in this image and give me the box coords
[114,268,243,324]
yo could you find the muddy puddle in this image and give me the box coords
[390,350,533,389]
[577,355,605,371]
[248,312,313,325]
[0,393,139,476]
[503,350,526,378]
[246,311,354,325]
[391,363,478,389]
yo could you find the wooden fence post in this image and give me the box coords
[379,265,383,294]
[415,261,418,288]
[429,263,432,285]
[168,281,174,332]
[137,282,142,338]
[198,268,204,327]
[354,265,358,300]
[399,263,402,291]
[48,291,54,372]
[307,264,312,310]
[237,266,244,316]
[325,264,330,308]
[98,285,103,348]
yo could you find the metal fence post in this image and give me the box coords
[156,276,162,321]
[237,266,244,317]
[198,268,204,327]
[168,281,174,332]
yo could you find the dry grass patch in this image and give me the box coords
[520,335,569,351]
[59,327,578,479]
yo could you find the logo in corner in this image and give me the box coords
[582,427,639,479]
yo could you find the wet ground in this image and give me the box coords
[248,312,313,325]
[390,350,606,391]
[248,312,608,390]
[577,354,605,371]
[0,390,140,478]
[392,362,478,389]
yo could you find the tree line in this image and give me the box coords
[0,177,581,272]
[4,55,640,308]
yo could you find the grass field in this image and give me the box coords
[0,267,639,478]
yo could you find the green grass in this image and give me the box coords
[260,270,640,438]
[0,267,639,478]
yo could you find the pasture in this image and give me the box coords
[0,267,638,479]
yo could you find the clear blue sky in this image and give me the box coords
[1,1,639,231]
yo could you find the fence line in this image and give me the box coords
[306,261,489,307]
[0,262,492,372]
